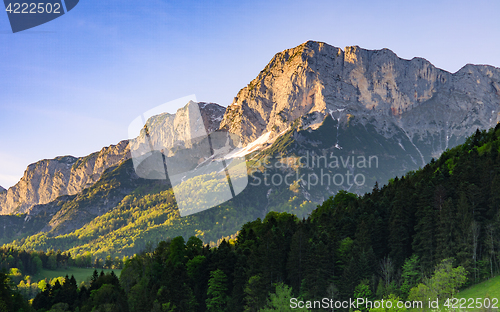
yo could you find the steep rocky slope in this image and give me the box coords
[221,41,500,164]
[5,42,499,217]
[2,41,500,255]
[0,141,130,215]
[0,102,226,215]
[130,101,225,157]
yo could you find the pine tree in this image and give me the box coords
[456,192,472,269]
[260,283,306,311]
[244,275,267,312]
[400,255,421,299]
[286,226,309,293]
[436,198,459,260]
[300,238,332,300]
[206,269,228,312]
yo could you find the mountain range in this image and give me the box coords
[1,40,499,256]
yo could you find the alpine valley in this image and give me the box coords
[1,40,500,260]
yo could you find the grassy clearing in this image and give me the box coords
[32,267,122,284]
[457,275,500,301]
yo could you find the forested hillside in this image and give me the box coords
[14,124,500,311]
[5,160,314,259]
[4,40,500,268]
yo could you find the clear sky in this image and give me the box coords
[1,0,499,188]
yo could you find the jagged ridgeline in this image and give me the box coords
[0,40,499,257]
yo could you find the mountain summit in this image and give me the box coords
[221,40,500,163]
[0,102,225,215]
[1,41,500,256]
[3,41,500,215]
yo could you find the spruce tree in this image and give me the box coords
[206,269,228,312]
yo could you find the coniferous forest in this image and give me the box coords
[3,125,500,311]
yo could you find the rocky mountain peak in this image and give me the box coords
[0,140,130,215]
[0,186,5,193]
[129,101,225,158]
[0,100,225,216]
[3,41,500,217]
[220,40,500,162]
[198,102,226,133]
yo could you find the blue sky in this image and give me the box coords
[1,0,499,188]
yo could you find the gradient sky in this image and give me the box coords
[1,0,499,188]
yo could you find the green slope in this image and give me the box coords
[33,268,122,285]
[0,114,475,259]
[18,123,500,312]
[12,165,314,257]
[457,275,500,301]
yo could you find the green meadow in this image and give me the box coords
[457,275,500,302]
[32,267,121,285]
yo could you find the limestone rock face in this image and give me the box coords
[220,41,500,162]
[0,140,130,215]
[3,41,500,216]
[199,102,226,133]
[0,102,225,215]
[129,101,226,157]
[2,41,500,249]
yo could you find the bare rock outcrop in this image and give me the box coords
[3,40,500,215]
[221,41,500,162]
[0,102,225,215]
[0,140,130,215]
[130,101,226,157]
